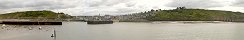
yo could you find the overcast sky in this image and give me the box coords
[0,0,243,16]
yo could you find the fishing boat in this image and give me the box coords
[87,20,113,24]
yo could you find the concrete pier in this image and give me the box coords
[0,21,62,25]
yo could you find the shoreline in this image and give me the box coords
[1,19,244,23]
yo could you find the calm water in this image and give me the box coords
[0,22,244,40]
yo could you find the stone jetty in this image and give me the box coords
[0,19,62,25]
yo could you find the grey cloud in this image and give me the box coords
[0,0,76,10]
[125,3,136,7]
[1,0,237,16]
[165,0,224,8]
[83,0,140,15]
[232,0,244,7]
[82,7,141,16]
[87,0,129,7]
[111,8,138,14]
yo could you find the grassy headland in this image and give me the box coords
[0,10,72,19]
[124,7,244,22]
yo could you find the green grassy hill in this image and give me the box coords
[140,7,244,21]
[0,10,72,19]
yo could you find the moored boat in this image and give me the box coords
[87,21,113,24]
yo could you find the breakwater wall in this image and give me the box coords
[0,21,62,25]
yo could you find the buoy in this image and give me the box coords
[38,27,42,30]
[28,27,33,30]
[2,24,5,26]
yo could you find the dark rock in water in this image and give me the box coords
[87,21,113,24]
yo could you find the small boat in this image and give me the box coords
[51,30,56,37]
[87,21,113,24]
[51,30,56,40]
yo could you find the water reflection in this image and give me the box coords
[58,22,244,40]
[234,23,244,40]
[0,22,244,40]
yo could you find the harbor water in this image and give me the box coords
[0,22,244,40]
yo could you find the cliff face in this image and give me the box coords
[0,10,72,19]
